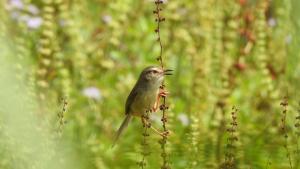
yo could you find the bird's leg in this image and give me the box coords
[141,116,169,137]
[151,125,169,137]
[152,88,169,112]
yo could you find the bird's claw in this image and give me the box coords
[159,89,169,97]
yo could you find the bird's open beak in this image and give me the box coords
[163,69,173,75]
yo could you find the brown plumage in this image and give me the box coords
[113,66,172,146]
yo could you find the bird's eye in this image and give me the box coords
[152,70,158,73]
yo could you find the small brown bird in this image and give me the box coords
[113,66,172,146]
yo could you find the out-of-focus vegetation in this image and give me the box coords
[0,0,300,169]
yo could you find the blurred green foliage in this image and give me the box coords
[0,0,300,169]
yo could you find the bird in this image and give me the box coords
[113,66,172,146]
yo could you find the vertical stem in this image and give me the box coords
[155,1,164,69]
[138,111,151,169]
[57,97,67,136]
[154,0,166,129]
[153,1,170,168]
[280,97,293,169]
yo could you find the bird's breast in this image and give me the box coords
[131,88,158,116]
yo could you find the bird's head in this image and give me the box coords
[139,66,173,87]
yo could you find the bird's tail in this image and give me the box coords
[112,114,132,147]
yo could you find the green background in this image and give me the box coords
[0,0,300,169]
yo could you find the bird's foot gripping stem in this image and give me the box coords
[152,88,169,112]
[159,88,169,97]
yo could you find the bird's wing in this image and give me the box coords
[125,87,138,115]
